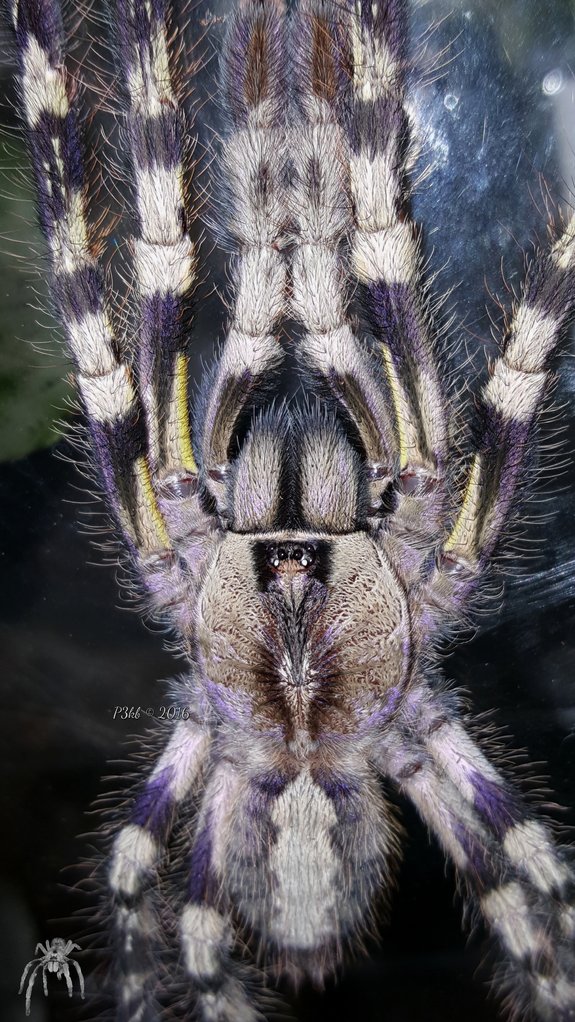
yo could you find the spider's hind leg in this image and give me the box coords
[376,681,575,1021]
[180,760,266,1022]
[109,718,210,1021]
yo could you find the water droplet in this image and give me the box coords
[444,93,459,111]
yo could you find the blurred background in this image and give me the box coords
[1,0,575,1019]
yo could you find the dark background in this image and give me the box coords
[1,0,575,1020]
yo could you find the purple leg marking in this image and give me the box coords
[131,766,176,841]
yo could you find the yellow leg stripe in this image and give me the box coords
[174,352,197,474]
[444,454,483,557]
[134,456,171,550]
[381,342,411,471]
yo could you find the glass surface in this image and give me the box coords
[0,1,574,1019]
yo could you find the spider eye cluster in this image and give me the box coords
[266,541,317,570]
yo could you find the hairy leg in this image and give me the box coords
[114,0,198,481]
[9,0,224,633]
[400,682,575,920]
[180,760,262,1022]
[198,0,288,516]
[20,961,42,1015]
[375,699,575,1020]
[289,0,398,506]
[11,0,171,559]
[61,962,73,998]
[110,718,210,1021]
[70,958,85,999]
[424,219,575,628]
[338,0,449,538]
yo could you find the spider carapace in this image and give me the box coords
[8,0,575,1019]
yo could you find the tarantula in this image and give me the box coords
[19,938,84,1017]
[8,0,575,1019]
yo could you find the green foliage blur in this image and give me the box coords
[0,138,72,461]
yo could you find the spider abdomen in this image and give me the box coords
[211,763,398,979]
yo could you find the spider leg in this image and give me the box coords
[288,0,398,503]
[11,0,222,626]
[70,958,85,999]
[110,717,210,1021]
[400,684,575,927]
[425,222,575,624]
[198,0,288,515]
[61,961,73,998]
[337,0,450,533]
[42,964,49,997]
[21,962,42,1016]
[11,0,171,564]
[180,760,261,1022]
[18,958,41,993]
[113,0,197,483]
[375,699,575,1020]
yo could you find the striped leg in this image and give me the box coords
[338,0,449,534]
[180,762,262,1022]
[424,221,575,625]
[112,0,222,567]
[12,0,170,564]
[114,0,198,486]
[400,684,575,923]
[110,719,211,1021]
[11,0,220,622]
[376,719,575,1021]
[198,0,288,515]
[289,0,397,507]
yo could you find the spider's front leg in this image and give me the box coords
[289,0,451,569]
[339,0,450,532]
[288,0,398,502]
[116,0,197,484]
[9,0,221,637]
[422,214,575,631]
[19,958,44,1017]
[59,961,73,998]
[374,683,575,1021]
[197,0,288,516]
[69,957,85,999]
[107,0,228,631]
